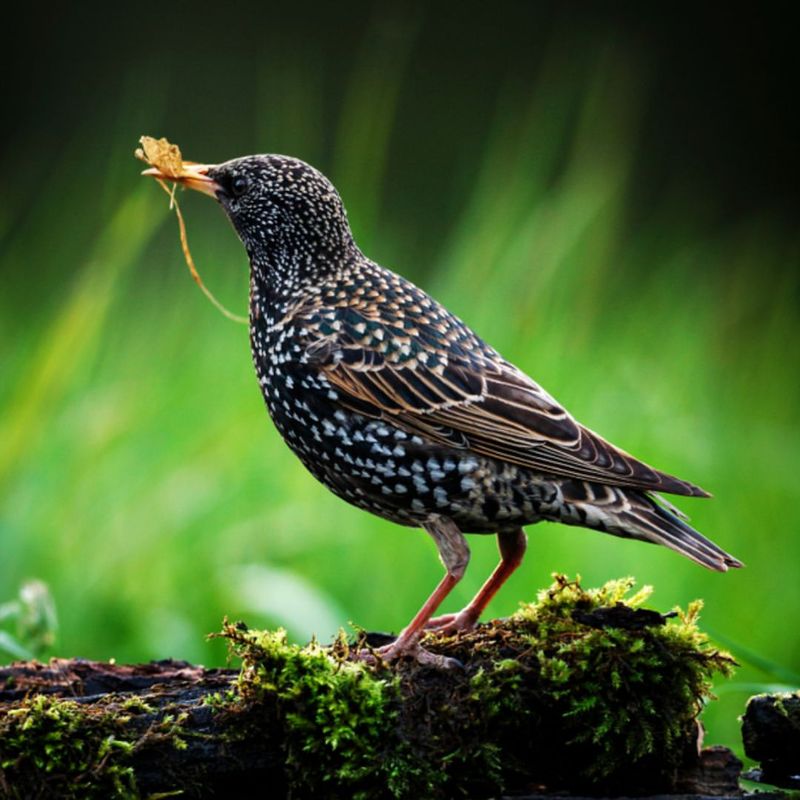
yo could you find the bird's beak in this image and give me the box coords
[141,161,222,199]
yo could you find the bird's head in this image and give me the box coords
[144,154,357,298]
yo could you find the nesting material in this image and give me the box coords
[135,136,185,179]
[135,136,246,323]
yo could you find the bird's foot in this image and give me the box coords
[424,608,479,635]
[357,635,463,670]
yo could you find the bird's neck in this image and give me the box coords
[248,237,359,323]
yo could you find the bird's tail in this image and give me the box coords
[556,480,743,572]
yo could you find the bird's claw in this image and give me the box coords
[424,609,479,635]
[356,638,463,670]
[424,612,457,631]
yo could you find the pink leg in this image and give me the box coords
[426,527,527,633]
[362,516,469,668]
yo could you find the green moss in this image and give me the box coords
[0,689,199,798]
[218,574,735,798]
[221,623,403,799]
[771,691,800,724]
[379,575,735,796]
[120,696,154,715]
[503,576,734,785]
[0,694,138,799]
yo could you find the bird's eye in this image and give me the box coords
[231,175,249,197]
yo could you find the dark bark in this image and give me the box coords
[741,691,800,789]
[0,656,742,799]
[0,658,288,796]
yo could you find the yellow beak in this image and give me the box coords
[141,161,221,198]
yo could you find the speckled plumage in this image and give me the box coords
[151,153,741,665]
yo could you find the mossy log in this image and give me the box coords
[0,576,742,799]
[741,691,800,789]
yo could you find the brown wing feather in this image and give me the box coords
[305,319,709,498]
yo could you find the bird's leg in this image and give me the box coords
[362,516,469,669]
[426,527,527,634]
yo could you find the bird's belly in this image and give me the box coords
[257,363,559,532]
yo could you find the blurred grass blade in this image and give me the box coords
[705,626,800,685]
[332,7,419,248]
[0,189,163,486]
[0,631,32,661]
[224,563,348,644]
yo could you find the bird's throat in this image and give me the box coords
[247,237,360,322]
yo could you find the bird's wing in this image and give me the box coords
[301,299,709,498]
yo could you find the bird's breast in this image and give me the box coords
[248,321,555,532]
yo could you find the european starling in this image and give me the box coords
[143,154,742,667]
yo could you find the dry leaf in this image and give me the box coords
[134,135,185,179]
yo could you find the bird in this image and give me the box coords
[143,152,742,668]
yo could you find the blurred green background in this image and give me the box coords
[1,3,798,756]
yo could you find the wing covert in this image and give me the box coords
[300,289,708,498]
